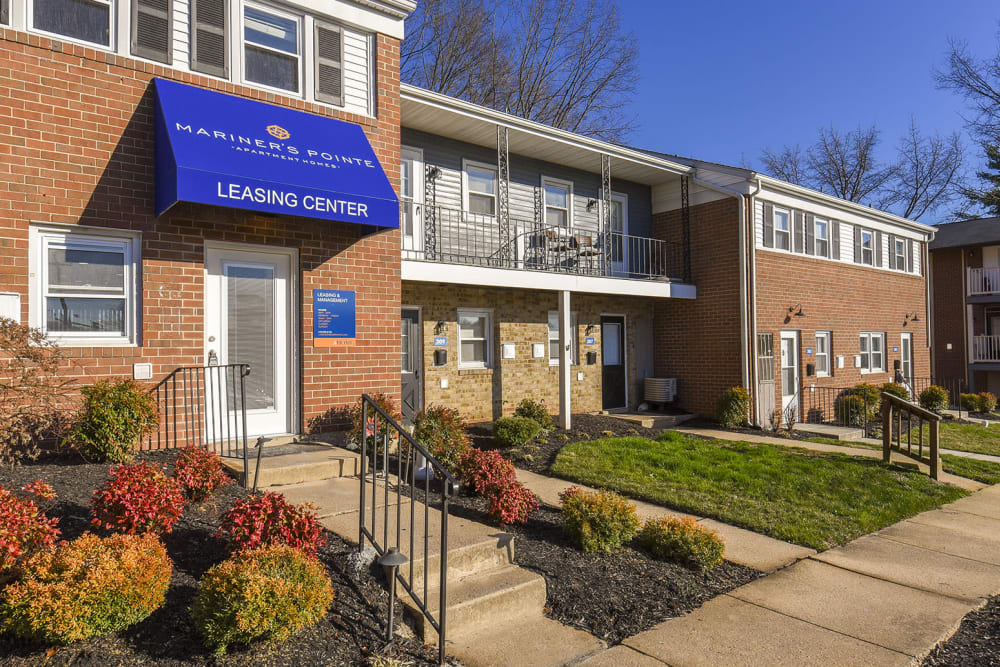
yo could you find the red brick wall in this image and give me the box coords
[652,198,743,417]
[930,248,967,381]
[0,29,402,438]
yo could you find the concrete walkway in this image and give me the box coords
[582,483,1000,666]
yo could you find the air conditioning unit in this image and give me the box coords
[644,377,677,403]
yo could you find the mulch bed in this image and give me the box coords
[446,492,761,645]
[0,450,440,666]
[924,595,1000,665]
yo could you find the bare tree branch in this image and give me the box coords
[883,120,964,219]
[935,36,1000,141]
[759,145,807,186]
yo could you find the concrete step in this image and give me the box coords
[446,615,606,667]
[404,565,547,641]
[223,444,361,488]
[791,422,865,441]
[276,477,410,518]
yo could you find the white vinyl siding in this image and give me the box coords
[341,27,372,116]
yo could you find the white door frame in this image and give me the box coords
[204,241,298,437]
[401,146,424,258]
[601,311,629,408]
[780,330,800,422]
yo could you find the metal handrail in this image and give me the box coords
[881,392,941,479]
[358,394,457,665]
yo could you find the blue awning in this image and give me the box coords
[153,78,398,228]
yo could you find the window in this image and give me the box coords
[773,208,790,250]
[31,227,139,345]
[815,331,831,377]
[814,218,829,258]
[894,238,906,271]
[860,229,874,265]
[242,3,301,94]
[542,177,572,228]
[458,309,491,368]
[757,333,774,382]
[32,0,112,46]
[465,162,497,217]
[859,332,885,373]
[131,0,173,63]
[547,311,578,365]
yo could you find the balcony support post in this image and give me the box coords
[558,289,572,430]
[497,125,511,266]
[681,176,692,283]
[424,164,438,260]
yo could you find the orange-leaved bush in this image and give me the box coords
[639,516,725,572]
[457,448,538,525]
[217,492,326,556]
[0,532,172,644]
[91,461,186,535]
[0,482,60,580]
[172,446,233,501]
[559,486,639,553]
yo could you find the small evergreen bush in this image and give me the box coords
[347,392,401,455]
[191,544,333,654]
[513,399,553,430]
[413,405,470,473]
[90,461,186,536]
[172,446,234,501]
[881,382,911,401]
[0,532,171,644]
[559,486,639,553]
[66,379,159,463]
[639,516,725,572]
[218,492,326,556]
[961,393,981,412]
[0,482,60,580]
[493,416,541,447]
[919,385,949,414]
[715,387,749,428]
[834,395,868,427]
[979,392,998,413]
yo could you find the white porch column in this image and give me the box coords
[559,290,572,429]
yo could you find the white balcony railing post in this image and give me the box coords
[972,334,1000,362]
[968,267,1000,296]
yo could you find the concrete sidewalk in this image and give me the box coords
[586,484,1000,666]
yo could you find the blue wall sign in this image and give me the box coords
[585,337,595,345]
[153,78,398,228]
[892,346,899,353]
[313,290,356,347]
[805,347,813,355]
[434,336,447,346]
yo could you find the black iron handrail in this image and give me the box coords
[148,364,263,490]
[799,377,968,431]
[358,394,457,665]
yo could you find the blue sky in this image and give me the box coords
[623,0,998,209]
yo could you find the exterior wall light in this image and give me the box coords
[434,320,447,335]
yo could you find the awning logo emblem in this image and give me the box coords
[266,125,290,140]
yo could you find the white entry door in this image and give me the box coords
[780,331,799,421]
[900,332,913,387]
[205,245,294,437]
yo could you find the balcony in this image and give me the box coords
[967,267,1000,297]
[400,203,687,282]
[973,335,1000,362]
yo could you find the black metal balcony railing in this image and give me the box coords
[401,203,687,282]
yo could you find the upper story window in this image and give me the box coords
[814,218,829,258]
[860,229,874,266]
[32,0,112,47]
[465,162,497,217]
[773,208,790,250]
[242,3,301,94]
[893,238,906,271]
[542,177,572,228]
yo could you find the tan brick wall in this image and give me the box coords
[402,282,655,423]
[0,28,403,439]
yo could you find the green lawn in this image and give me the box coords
[923,422,1000,457]
[550,432,967,550]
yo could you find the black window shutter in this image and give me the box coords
[831,221,840,260]
[132,0,172,64]
[875,230,883,267]
[887,234,896,269]
[906,239,914,273]
[315,22,344,106]
[853,226,861,263]
[793,210,804,253]
[804,213,815,255]
[191,0,228,77]
[762,202,774,248]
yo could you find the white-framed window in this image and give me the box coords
[457,309,492,368]
[815,331,831,377]
[29,226,140,346]
[241,2,302,94]
[31,0,113,47]
[463,161,497,217]
[894,238,906,271]
[773,207,790,250]
[547,311,578,365]
[859,331,885,373]
[860,229,874,266]
[814,218,829,258]
[541,177,572,228]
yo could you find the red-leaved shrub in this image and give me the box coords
[91,461,186,535]
[172,446,234,501]
[457,449,538,525]
[0,482,60,580]
[217,492,326,556]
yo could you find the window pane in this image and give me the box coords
[544,183,568,208]
[46,297,124,333]
[226,265,275,411]
[34,0,110,46]
[549,340,559,360]
[459,314,485,339]
[816,239,828,257]
[816,355,827,373]
[815,220,828,239]
[782,367,795,389]
[871,335,882,353]
[775,230,790,250]
[245,45,298,91]
[611,200,624,233]
[774,211,789,231]
[400,159,412,199]
[545,208,567,227]
[244,6,297,54]
[468,193,495,216]
[461,340,485,363]
[861,231,872,249]
[467,167,495,195]
[48,247,124,291]
[816,336,826,354]
[401,320,410,372]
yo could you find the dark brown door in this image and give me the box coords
[601,315,626,410]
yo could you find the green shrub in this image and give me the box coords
[513,399,553,430]
[191,544,334,654]
[979,392,998,413]
[559,486,639,553]
[65,379,159,463]
[493,416,541,447]
[413,405,470,473]
[848,383,881,407]
[638,516,725,572]
[347,392,400,455]
[919,385,949,414]
[961,393,980,412]
[715,387,749,428]
[881,382,911,401]
[0,532,171,644]
[834,394,868,427]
